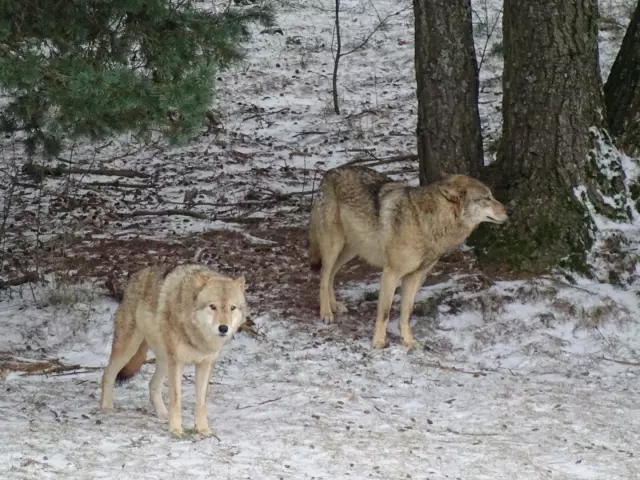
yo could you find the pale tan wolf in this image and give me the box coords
[308,166,508,350]
[100,264,247,437]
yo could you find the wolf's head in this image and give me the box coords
[193,273,247,339]
[437,174,508,227]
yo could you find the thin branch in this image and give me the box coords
[21,364,102,376]
[293,130,329,137]
[341,8,407,57]
[0,272,39,289]
[242,107,289,122]
[332,0,342,114]
[236,396,282,410]
[424,361,493,376]
[118,209,210,220]
[81,180,152,189]
[362,154,419,168]
[341,153,417,168]
[22,163,151,179]
[602,356,640,367]
[476,5,503,74]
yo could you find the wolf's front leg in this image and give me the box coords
[167,358,185,437]
[194,359,215,436]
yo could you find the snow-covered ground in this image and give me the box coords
[2,276,640,479]
[2,0,640,479]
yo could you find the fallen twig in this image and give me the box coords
[425,361,492,376]
[364,154,419,168]
[0,271,39,289]
[10,357,154,376]
[215,216,263,224]
[243,107,289,122]
[51,369,103,377]
[119,209,209,220]
[82,180,153,189]
[293,130,329,137]
[22,162,150,179]
[238,317,265,338]
[21,364,102,376]
[341,153,417,168]
[344,108,380,120]
[236,396,282,410]
[602,356,640,367]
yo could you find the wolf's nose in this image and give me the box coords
[218,325,229,334]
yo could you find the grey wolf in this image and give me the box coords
[100,264,247,437]
[308,166,508,350]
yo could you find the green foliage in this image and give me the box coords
[0,0,274,155]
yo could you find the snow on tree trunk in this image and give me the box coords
[413,0,483,185]
[604,0,640,157]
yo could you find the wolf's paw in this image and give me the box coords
[371,337,388,350]
[195,425,214,437]
[155,406,169,421]
[332,301,348,314]
[99,401,114,411]
[169,426,184,438]
[403,338,422,351]
[320,312,334,324]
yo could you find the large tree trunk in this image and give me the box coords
[604,0,640,157]
[413,0,483,185]
[473,0,616,273]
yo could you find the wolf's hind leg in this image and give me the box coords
[318,235,345,323]
[329,246,356,314]
[167,358,185,437]
[100,308,144,410]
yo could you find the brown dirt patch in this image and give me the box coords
[4,217,534,326]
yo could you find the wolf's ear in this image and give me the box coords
[194,270,209,285]
[437,176,466,203]
[235,276,246,291]
[438,183,462,203]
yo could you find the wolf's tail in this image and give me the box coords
[308,204,322,272]
[308,237,322,273]
[116,340,149,383]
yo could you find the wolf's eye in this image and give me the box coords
[209,304,217,311]
[230,305,236,311]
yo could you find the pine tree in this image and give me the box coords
[604,0,640,156]
[413,0,483,184]
[0,0,273,157]
[471,0,626,273]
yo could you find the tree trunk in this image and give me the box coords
[604,0,640,157]
[413,0,483,185]
[472,0,619,273]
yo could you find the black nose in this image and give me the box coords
[218,324,229,334]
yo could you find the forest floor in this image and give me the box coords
[1,1,640,479]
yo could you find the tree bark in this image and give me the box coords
[472,0,615,273]
[413,0,483,185]
[604,0,640,157]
